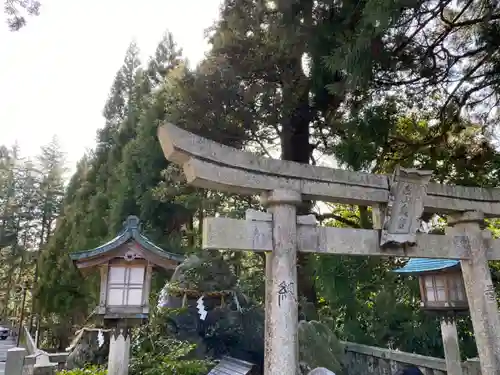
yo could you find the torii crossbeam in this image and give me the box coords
[158,123,500,216]
[158,123,500,375]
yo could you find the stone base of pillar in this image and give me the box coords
[107,327,131,375]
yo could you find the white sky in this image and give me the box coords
[0,0,222,171]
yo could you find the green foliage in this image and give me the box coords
[130,309,213,375]
[299,320,346,374]
[312,209,479,358]
[56,365,107,375]
[0,138,67,334]
[130,338,212,375]
[34,35,194,348]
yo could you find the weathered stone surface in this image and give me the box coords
[157,122,500,215]
[5,347,27,375]
[203,216,500,260]
[343,341,447,375]
[440,320,463,375]
[380,167,432,248]
[65,328,110,370]
[262,189,301,375]
[342,341,486,374]
[158,123,388,192]
[33,357,57,375]
[162,253,237,295]
[448,211,500,375]
[108,330,130,375]
[298,321,345,375]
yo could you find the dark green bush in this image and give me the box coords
[129,308,213,375]
[57,365,107,375]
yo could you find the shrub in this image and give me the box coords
[130,337,212,375]
[129,308,213,375]
[57,365,107,375]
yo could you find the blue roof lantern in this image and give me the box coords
[393,258,460,274]
[69,215,184,269]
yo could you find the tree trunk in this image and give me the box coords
[280,87,318,313]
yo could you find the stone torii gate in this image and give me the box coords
[158,123,500,375]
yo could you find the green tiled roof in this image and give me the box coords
[69,216,184,263]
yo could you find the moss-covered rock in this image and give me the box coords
[299,321,346,375]
[159,255,346,375]
[65,328,110,370]
[159,254,264,370]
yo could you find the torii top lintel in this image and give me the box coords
[157,123,500,217]
[69,215,184,270]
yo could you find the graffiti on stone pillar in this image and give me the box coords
[484,284,496,302]
[277,281,294,307]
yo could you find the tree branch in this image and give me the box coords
[314,213,360,228]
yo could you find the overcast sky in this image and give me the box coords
[0,0,222,170]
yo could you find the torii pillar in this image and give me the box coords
[261,189,302,374]
[448,211,500,374]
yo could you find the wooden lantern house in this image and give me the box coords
[70,215,184,322]
[394,258,468,316]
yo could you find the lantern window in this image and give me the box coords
[107,266,145,307]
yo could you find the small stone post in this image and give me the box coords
[447,211,500,375]
[261,189,301,375]
[107,326,131,375]
[5,347,27,375]
[463,358,481,375]
[440,319,463,375]
[33,352,57,375]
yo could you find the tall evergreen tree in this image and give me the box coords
[30,137,66,334]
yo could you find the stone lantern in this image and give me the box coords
[394,258,468,375]
[394,258,468,316]
[70,216,184,375]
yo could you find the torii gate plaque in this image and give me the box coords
[158,123,500,375]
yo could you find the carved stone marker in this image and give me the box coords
[380,166,433,247]
[157,123,500,375]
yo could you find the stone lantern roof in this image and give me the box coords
[69,215,184,270]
